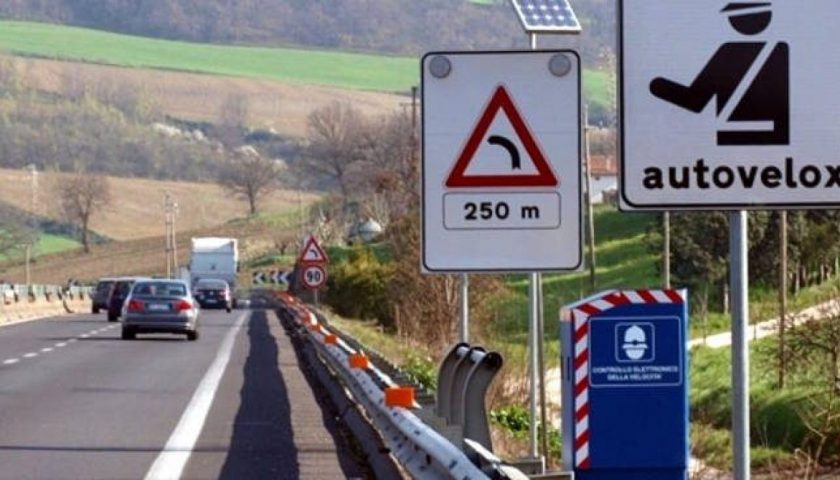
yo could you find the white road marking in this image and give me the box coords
[55,342,67,348]
[2,358,19,365]
[68,339,78,343]
[40,347,53,353]
[23,353,37,359]
[79,334,89,338]
[144,312,247,480]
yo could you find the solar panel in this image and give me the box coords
[509,0,582,34]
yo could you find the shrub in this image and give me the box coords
[325,246,394,324]
[402,354,437,392]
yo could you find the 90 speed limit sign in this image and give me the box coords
[301,264,327,290]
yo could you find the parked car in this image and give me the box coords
[107,277,144,322]
[192,278,232,313]
[91,278,116,314]
[121,280,199,341]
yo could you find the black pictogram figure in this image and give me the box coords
[650,2,789,146]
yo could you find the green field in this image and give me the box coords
[37,234,81,256]
[0,233,80,263]
[0,21,610,106]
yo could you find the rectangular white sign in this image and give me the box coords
[620,0,840,209]
[422,50,582,272]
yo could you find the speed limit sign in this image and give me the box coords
[301,264,327,290]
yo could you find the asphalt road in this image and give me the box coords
[0,308,370,480]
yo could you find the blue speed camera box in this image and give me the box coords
[561,290,689,480]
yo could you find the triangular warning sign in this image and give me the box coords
[298,235,329,264]
[446,85,558,188]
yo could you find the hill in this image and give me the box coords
[0,21,612,116]
[13,56,404,138]
[0,168,320,241]
[0,213,302,284]
[0,21,417,93]
[0,0,615,61]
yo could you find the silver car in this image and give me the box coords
[121,280,200,341]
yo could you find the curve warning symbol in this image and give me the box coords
[445,85,558,188]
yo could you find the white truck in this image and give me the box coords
[189,237,239,290]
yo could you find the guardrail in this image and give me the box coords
[276,293,530,480]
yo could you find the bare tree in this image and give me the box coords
[357,112,418,221]
[217,92,250,147]
[218,146,280,215]
[301,102,368,210]
[57,172,111,253]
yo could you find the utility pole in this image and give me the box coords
[164,192,178,279]
[172,198,179,276]
[26,164,39,287]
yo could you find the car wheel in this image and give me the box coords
[121,328,135,340]
[226,306,232,313]
[108,313,118,322]
[186,330,199,341]
[92,306,100,314]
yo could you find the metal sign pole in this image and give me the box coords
[528,272,539,461]
[730,211,750,480]
[664,211,671,288]
[526,32,544,471]
[459,273,469,343]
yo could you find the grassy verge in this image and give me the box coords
[690,335,839,471]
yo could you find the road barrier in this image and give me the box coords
[436,343,503,453]
[276,293,528,480]
[0,284,93,326]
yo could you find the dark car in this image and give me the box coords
[121,280,199,341]
[91,278,116,314]
[107,277,144,322]
[192,279,232,312]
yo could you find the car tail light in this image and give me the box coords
[175,300,193,312]
[128,299,144,312]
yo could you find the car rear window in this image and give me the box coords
[196,280,227,289]
[96,281,114,292]
[133,282,187,297]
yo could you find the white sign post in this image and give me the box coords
[422,50,582,272]
[618,3,840,479]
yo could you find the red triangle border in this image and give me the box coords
[445,85,559,188]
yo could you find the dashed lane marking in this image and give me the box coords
[23,352,37,359]
[2,358,19,365]
[40,347,53,353]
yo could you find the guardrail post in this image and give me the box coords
[436,343,470,420]
[462,351,503,452]
[449,346,485,427]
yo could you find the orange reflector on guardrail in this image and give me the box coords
[349,353,370,370]
[324,334,338,345]
[385,387,415,408]
[308,324,321,332]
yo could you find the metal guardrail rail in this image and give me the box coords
[277,294,512,480]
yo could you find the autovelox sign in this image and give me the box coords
[422,51,582,272]
[620,0,840,209]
